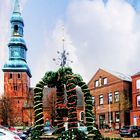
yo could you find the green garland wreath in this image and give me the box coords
[31,67,98,139]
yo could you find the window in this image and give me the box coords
[115,112,120,122]
[95,80,99,87]
[14,25,18,32]
[18,73,20,79]
[108,112,113,122]
[99,95,103,105]
[108,93,112,104]
[114,91,120,102]
[9,73,12,79]
[14,85,17,91]
[80,112,84,122]
[92,96,95,105]
[103,78,107,85]
[137,95,140,107]
[136,79,140,89]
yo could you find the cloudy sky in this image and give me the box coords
[0,0,140,93]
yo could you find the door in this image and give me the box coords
[99,114,105,129]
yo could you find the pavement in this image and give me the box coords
[100,129,140,140]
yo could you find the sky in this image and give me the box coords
[0,0,140,93]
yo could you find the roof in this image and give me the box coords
[132,71,140,77]
[9,36,27,50]
[3,60,32,78]
[10,0,24,25]
[108,70,131,82]
[13,0,21,14]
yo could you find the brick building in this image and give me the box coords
[130,72,140,126]
[88,68,132,129]
[2,0,32,125]
[1,0,84,126]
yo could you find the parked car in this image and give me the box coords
[119,125,140,138]
[64,122,90,134]
[8,126,28,140]
[0,127,22,140]
[23,127,33,137]
[23,125,56,136]
[43,125,55,135]
[16,131,28,140]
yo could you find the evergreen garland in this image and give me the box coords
[32,67,101,139]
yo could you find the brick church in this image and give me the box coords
[2,0,32,125]
[1,0,84,126]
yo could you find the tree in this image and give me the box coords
[119,89,131,128]
[0,95,11,126]
[119,89,131,111]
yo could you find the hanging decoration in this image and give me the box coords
[31,67,96,139]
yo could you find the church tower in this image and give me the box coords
[2,0,31,125]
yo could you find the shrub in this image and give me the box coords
[56,129,89,140]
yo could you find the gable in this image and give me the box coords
[88,68,130,88]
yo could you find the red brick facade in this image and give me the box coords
[88,69,131,129]
[130,72,140,126]
[4,72,30,125]
[2,74,84,126]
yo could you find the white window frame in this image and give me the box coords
[108,92,112,104]
[92,96,95,105]
[114,91,120,102]
[137,95,140,107]
[99,95,103,105]
[115,112,120,122]
[95,80,99,87]
[136,79,140,89]
[103,77,107,85]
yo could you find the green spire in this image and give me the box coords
[13,0,21,14]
